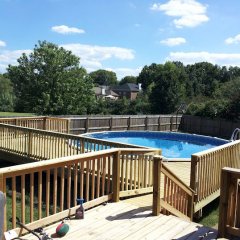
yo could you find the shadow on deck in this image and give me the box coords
[22,200,218,240]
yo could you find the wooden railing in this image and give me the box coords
[152,156,194,221]
[190,140,240,212]
[0,124,147,162]
[0,148,156,234]
[0,117,70,133]
[218,167,240,239]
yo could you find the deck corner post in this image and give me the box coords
[152,155,162,216]
[112,150,121,202]
[187,191,194,221]
[218,168,229,238]
[190,155,198,212]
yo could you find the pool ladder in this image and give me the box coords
[230,128,240,141]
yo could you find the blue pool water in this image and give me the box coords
[82,131,228,159]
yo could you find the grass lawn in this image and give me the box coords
[196,198,219,228]
[0,112,35,117]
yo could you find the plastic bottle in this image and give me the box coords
[75,198,84,219]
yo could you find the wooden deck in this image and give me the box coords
[22,200,218,240]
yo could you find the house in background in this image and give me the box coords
[94,83,141,100]
[94,86,119,100]
[111,83,141,100]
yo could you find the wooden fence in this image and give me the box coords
[181,115,240,139]
[152,156,194,221]
[69,115,181,134]
[218,167,240,239]
[0,117,70,134]
[0,115,239,140]
[0,148,158,233]
[190,140,240,212]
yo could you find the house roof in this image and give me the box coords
[94,86,119,97]
[112,83,140,92]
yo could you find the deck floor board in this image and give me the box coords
[22,200,217,240]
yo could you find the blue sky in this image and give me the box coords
[1,0,240,79]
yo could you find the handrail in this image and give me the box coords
[190,140,240,212]
[0,148,157,234]
[152,156,194,221]
[230,128,240,141]
[218,167,240,239]
[0,191,4,240]
[0,123,146,162]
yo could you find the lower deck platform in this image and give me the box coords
[22,200,218,240]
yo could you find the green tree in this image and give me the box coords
[119,76,137,85]
[7,41,94,114]
[149,62,185,114]
[0,74,14,112]
[89,69,117,86]
[215,77,240,119]
[137,63,158,91]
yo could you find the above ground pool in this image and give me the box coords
[82,131,229,159]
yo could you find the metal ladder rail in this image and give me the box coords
[230,128,240,141]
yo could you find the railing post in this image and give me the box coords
[0,191,5,240]
[109,117,113,131]
[43,117,47,130]
[85,117,89,133]
[28,131,33,157]
[158,116,161,131]
[66,119,70,134]
[218,168,229,238]
[187,192,194,221]
[128,117,131,130]
[190,155,198,213]
[145,116,148,130]
[170,116,173,131]
[152,155,162,216]
[0,174,6,234]
[112,151,121,202]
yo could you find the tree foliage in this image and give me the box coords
[119,76,137,85]
[148,62,186,114]
[7,41,94,114]
[89,69,117,86]
[0,74,14,112]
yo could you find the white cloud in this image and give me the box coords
[0,49,32,72]
[167,51,240,66]
[150,0,209,28]
[160,37,186,46]
[106,67,143,80]
[51,25,85,34]
[0,43,135,79]
[61,43,135,79]
[61,43,135,61]
[225,34,240,45]
[0,40,6,47]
